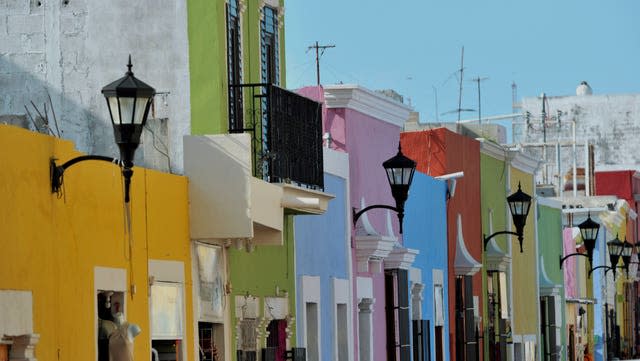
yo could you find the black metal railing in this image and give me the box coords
[228,83,324,191]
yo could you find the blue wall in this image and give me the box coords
[404,172,450,361]
[294,173,349,360]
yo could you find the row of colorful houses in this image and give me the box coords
[1,1,639,361]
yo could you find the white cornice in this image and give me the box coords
[536,196,563,209]
[323,84,413,128]
[508,150,540,173]
[479,139,507,161]
[485,240,511,272]
[384,246,419,270]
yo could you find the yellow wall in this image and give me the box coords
[0,124,194,361]
[509,168,539,336]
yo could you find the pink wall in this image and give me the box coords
[326,104,401,361]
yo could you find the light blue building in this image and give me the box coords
[404,171,450,361]
[294,149,353,361]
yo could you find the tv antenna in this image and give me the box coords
[469,76,488,125]
[307,41,335,85]
[441,47,474,122]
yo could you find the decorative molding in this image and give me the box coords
[454,214,482,276]
[485,240,511,272]
[354,235,396,273]
[536,196,563,209]
[479,139,507,161]
[384,245,419,270]
[357,298,374,313]
[323,85,413,128]
[539,255,562,297]
[508,150,540,173]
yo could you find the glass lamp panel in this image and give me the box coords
[622,242,634,257]
[403,168,415,186]
[608,241,623,257]
[386,168,396,186]
[133,96,151,125]
[117,97,135,125]
[107,97,121,124]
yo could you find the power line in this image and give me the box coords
[307,41,335,85]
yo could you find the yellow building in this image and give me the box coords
[0,124,194,361]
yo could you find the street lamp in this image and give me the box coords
[482,182,533,253]
[588,235,624,278]
[352,144,417,234]
[50,56,155,203]
[620,240,634,274]
[560,213,600,269]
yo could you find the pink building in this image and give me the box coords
[299,84,416,361]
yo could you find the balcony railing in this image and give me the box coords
[228,83,324,191]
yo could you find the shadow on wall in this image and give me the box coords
[0,56,170,171]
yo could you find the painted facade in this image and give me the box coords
[479,141,512,361]
[403,172,450,361]
[509,163,540,360]
[401,128,483,361]
[315,84,414,361]
[536,200,567,361]
[0,124,194,361]
[294,149,353,361]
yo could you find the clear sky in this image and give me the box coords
[284,1,640,123]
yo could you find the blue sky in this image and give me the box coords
[285,1,640,123]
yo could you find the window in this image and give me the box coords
[306,302,319,361]
[455,275,477,361]
[226,0,243,131]
[151,282,184,361]
[384,269,410,361]
[97,291,125,361]
[336,304,348,361]
[260,6,279,86]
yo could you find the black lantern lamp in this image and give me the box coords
[590,235,624,278]
[560,212,600,269]
[621,240,634,275]
[50,56,155,203]
[353,144,417,234]
[483,182,533,253]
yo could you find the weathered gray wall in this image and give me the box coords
[514,93,640,185]
[0,0,191,173]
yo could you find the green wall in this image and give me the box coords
[187,0,287,135]
[480,151,508,358]
[537,204,567,357]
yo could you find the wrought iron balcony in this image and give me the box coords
[228,83,324,191]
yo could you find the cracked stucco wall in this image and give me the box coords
[513,93,640,186]
[0,0,191,173]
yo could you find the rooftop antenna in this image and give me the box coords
[441,47,474,121]
[469,76,488,125]
[307,41,335,85]
[432,85,439,122]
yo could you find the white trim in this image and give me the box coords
[323,84,412,128]
[323,148,349,179]
[508,150,540,173]
[332,278,353,361]
[301,276,321,361]
[536,196,563,209]
[94,267,127,292]
[356,277,373,300]
[479,139,507,160]
[454,214,482,276]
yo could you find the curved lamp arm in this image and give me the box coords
[588,265,614,278]
[50,155,132,202]
[483,230,523,253]
[559,252,591,270]
[352,205,403,233]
